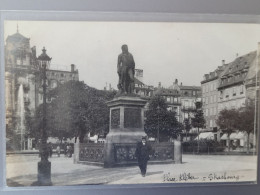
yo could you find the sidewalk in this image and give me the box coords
[6,154,257,187]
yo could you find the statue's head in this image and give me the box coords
[121,44,128,53]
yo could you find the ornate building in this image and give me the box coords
[5,30,79,150]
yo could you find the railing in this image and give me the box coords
[114,143,137,163]
[79,143,104,162]
[76,142,175,165]
[150,142,174,161]
[113,142,174,164]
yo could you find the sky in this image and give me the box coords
[4,21,260,90]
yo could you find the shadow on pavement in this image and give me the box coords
[146,171,164,176]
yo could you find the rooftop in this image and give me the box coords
[6,32,30,43]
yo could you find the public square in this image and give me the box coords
[6,154,257,187]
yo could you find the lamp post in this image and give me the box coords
[157,105,160,143]
[36,47,52,185]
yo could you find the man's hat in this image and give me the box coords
[141,136,146,140]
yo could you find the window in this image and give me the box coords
[233,87,236,96]
[206,97,208,104]
[240,85,244,94]
[225,89,229,98]
[220,91,223,99]
[206,109,208,116]
[193,91,196,95]
[167,97,170,102]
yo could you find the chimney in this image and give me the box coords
[158,82,161,88]
[222,60,225,65]
[175,79,178,84]
[109,83,111,91]
[181,82,183,86]
[71,64,75,72]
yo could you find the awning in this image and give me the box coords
[194,132,215,140]
[220,132,245,140]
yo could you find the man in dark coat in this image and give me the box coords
[135,137,152,177]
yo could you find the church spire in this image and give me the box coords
[17,23,19,33]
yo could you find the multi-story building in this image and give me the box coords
[5,30,79,150]
[153,79,202,123]
[218,51,256,111]
[201,61,228,130]
[201,50,259,148]
[179,83,201,122]
[153,81,182,121]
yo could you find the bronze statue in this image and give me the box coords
[117,44,135,94]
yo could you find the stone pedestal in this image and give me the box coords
[73,141,80,164]
[174,140,182,164]
[104,96,147,167]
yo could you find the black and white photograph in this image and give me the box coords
[3,20,259,187]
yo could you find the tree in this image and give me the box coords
[237,101,255,154]
[144,96,182,142]
[191,103,205,153]
[184,118,192,141]
[216,108,239,152]
[30,81,116,143]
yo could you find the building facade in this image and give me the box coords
[201,50,259,148]
[153,79,202,123]
[5,30,79,150]
[218,51,256,111]
[201,61,228,130]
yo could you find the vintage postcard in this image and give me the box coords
[4,20,259,186]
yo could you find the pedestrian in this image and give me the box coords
[56,145,61,157]
[135,136,152,177]
[65,145,69,157]
[68,145,72,158]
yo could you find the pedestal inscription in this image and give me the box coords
[124,108,141,128]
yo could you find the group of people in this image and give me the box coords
[39,143,73,158]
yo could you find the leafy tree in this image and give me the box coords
[144,96,182,142]
[237,101,255,154]
[191,103,205,153]
[216,108,239,152]
[31,81,116,143]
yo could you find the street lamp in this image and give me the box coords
[157,105,160,143]
[36,47,52,185]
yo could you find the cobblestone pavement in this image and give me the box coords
[5,154,257,187]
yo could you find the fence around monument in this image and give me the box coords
[78,143,105,165]
[75,142,175,166]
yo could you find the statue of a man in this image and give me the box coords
[117,44,135,94]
